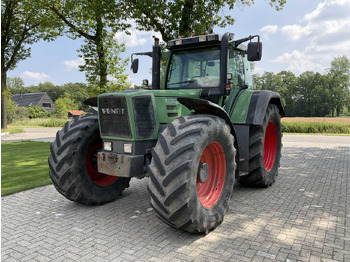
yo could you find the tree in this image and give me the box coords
[45,0,130,94]
[61,82,89,110]
[1,0,59,128]
[327,56,350,117]
[277,71,297,116]
[53,97,78,118]
[125,0,286,42]
[253,72,280,92]
[7,76,24,89]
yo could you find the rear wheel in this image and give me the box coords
[237,104,282,187]
[48,112,130,205]
[148,115,236,233]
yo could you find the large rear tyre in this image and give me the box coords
[48,112,130,205]
[148,115,236,233]
[237,104,282,187]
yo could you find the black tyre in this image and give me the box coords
[237,104,282,187]
[148,115,236,233]
[48,112,130,205]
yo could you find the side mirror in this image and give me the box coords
[247,42,262,61]
[131,58,139,73]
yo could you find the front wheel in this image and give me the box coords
[48,113,130,205]
[237,104,282,187]
[148,115,236,233]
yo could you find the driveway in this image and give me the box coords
[1,128,60,143]
[1,135,350,261]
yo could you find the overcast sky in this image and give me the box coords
[8,0,350,87]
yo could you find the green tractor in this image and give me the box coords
[49,31,284,234]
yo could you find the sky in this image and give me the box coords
[7,0,350,87]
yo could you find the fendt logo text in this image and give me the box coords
[101,108,125,115]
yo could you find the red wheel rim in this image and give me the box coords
[264,121,277,172]
[85,140,118,186]
[196,141,226,208]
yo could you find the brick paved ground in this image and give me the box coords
[2,135,349,261]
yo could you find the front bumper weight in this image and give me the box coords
[97,152,144,178]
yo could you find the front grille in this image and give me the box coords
[132,96,155,139]
[99,96,131,138]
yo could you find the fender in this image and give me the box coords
[83,96,97,107]
[247,90,285,125]
[177,97,235,135]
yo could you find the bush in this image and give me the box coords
[282,121,350,134]
[6,98,16,124]
[27,106,49,118]
[53,97,78,118]
[14,107,29,119]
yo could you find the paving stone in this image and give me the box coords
[1,135,349,261]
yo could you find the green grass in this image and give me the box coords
[8,118,69,128]
[1,141,52,196]
[1,128,25,134]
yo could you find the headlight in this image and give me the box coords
[199,36,207,42]
[103,142,112,151]
[175,39,182,45]
[123,143,132,154]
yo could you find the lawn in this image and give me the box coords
[1,141,52,196]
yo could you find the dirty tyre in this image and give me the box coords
[237,104,282,187]
[148,115,236,233]
[48,112,130,205]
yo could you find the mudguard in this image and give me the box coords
[246,90,285,125]
[83,96,97,107]
[177,97,235,135]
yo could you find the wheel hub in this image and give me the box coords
[198,162,209,183]
[196,141,226,208]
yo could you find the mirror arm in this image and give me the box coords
[234,35,260,47]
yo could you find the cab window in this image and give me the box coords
[167,47,220,89]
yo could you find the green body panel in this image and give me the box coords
[228,89,254,124]
[152,89,200,123]
[98,89,200,141]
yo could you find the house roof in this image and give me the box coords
[11,92,48,107]
[68,110,85,116]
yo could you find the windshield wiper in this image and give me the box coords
[168,80,194,86]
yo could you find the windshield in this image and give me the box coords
[166,47,220,89]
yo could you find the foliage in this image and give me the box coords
[6,90,16,123]
[326,56,350,117]
[11,106,29,120]
[1,141,52,196]
[253,56,350,117]
[27,106,49,118]
[282,121,350,134]
[1,0,60,129]
[125,0,286,42]
[53,96,78,118]
[1,127,24,134]
[40,118,67,127]
[7,76,24,89]
[7,117,69,128]
[45,0,130,94]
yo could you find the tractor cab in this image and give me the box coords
[131,32,262,103]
